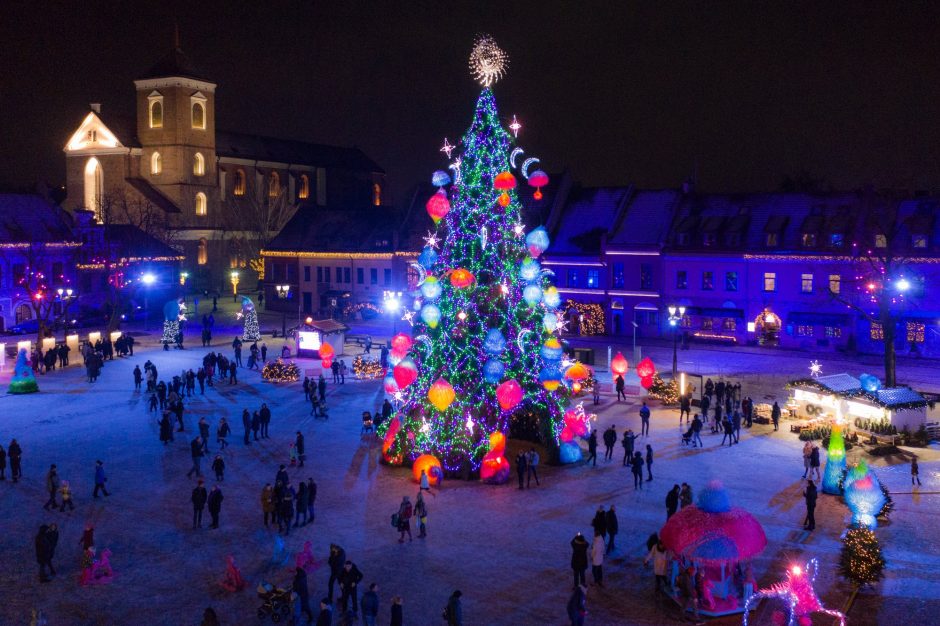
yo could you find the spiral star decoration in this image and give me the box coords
[469,34,508,87]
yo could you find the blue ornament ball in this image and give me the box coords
[483,329,507,355]
[483,359,505,383]
[418,247,438,269]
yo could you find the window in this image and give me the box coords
[801,273,813,293]
[268,171,280,198]
[197,238,207,265]
[676,233,690,246]
[702,271,714,290]
[191,101,206,129]
[15,303,32,324]
[84,157,103,220]
[335,267,342,283]
[373,183,382,206]
[384,268,392,286]
[370,268,378,285]
[316,267,323,283]
[830,233,844,247]
[287,264,297,281]
[763,272,776,292]
[825,326,842,338]
[676,270,687,290]
[912,234,927,249]
[151,152,162,175]
[907,322,925,344]
[639,264,652,290]
[828,274,841,294]
[195,192,207,216]
[796,325,814,337]
[149,98,163,128]
[587,269,600,289]
[193,153,205,176]
[766,233,778,247]
[701,318,713,330]
[233,170,246,196]
[722,318,737,331]
[353,268,362,284]
[323,267,330,284]
[874,234,887,248]
[703,233,716,247]
[725,271,738,291]
[567,269,580,288]
[611,262,624,288]
[343,268,351,283]
[680,314,692,328]
[801,233,816,247]
[298,174,310,200]
[870,322,883,340]
[303,266,311,282]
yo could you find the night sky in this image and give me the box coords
[4,1,940,205]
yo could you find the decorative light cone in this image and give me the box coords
[822,425,847,495]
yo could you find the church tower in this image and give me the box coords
[133,32,218,226]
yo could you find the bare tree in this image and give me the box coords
[220,185,299,281]
[4,244,77,346]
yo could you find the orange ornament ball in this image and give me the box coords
[412,454,443,485]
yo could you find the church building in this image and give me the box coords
[62,41,387,292]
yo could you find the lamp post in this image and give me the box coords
[141,273,156,331]
[383,290,402,334]
[230,271,240,302]
[275,284,290,338]
[667,305,686,381]
[56,287,76,341]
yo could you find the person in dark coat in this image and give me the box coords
[279,486,294,536]
[327,543,346,601]
[602,426,616,461]
[242,409,251,445]
[260,403,272,438]
[570,532,589,588]
[586,430,598,466]
[207,485,223,529]
[0,444,6,480]
[605,505,619,553]
[198,418,211,454]
[275,465,289,487]
[318,375,327,402]
[187,437,204,478]
[212,455,225,481]
[390,596,403,626]
[251,412,261,441]
[228,361,237,384]
[8,439,22,482]
[591,506,607,538]
[631,451,645,489]
[191,480,208,529]
[615,374,625,401]
[315,599,333,626]
[43,464,59,510]
[445,590,463,626]
[361,583,379,626]
[803,480,818,531]
[621,430,638,466]
[93,460,110,497]
[293,567,313,622]
[666,484,680,519]
[133,365,143,391]
[645,444,654,481]
[567,584,587,626]
[515,451,527,489]
[296,431,306,467]
[294,481,308,527]
[159,412,173,444]
[772,401,781,431]
[35,524,55,582]
[339,560,364,615]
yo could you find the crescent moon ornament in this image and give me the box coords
[539,268,556,278]
[510,148,524,169]
[521,157,540,180]
[415,334,432,349]
[516,329,533,353]
[410,262,428,286]
[480,226,488,250]
[449,157,462,184]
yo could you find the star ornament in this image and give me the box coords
[513,222,525,237]
[509,115,521,137]
[809,360,822,378]
[440,138,454,159]
[423,231,441,249]
[401,310,416,326]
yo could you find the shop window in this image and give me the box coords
[680,314,692,328]
[373,183,382,206]
[722,318,737,331]
[701,318,713,330]
[702,271,714,290]
[335,267,342,283]
[303,266,310,282]
[725,271,738,292]
[801,273,813,293]
[763,272,776,292]
[825,326,842,338]
[796,325,814,337]
[587,269,600,289]
[15,303,32,324]
[870,322,883,340]
[829,274,841,294]
[907,322,925,344]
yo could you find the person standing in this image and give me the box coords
[691,414,704,448]
[260,342,268,362]
[396,496,413,543]
[444,590,463,626]
[677,565,704,624]
[390,596,403,626]
[803,479,817,531]
[327,543,346,602]
[133,365,142,391]
[241,409,251,445]
[92,460,110,498]
[279,484,294,536]
[232,337,243,367]
[586,429,598,466]
[590,533,605,587]
[566,584,587,626]
[771,401,781,431]
[591,506,607,539]
[615,374,626,402]
[631,451,645,490]
[35,524,57,582]
[212,455,225,482]
[515,451,527,489]
[251,411,261,441]
[307,477,317,522]
[207,485,223,529]
[58,479,75,511]
[801,441,813,479]
[679,394,691,425]
[295,431,305,467]
[191,480,208,529]
[645,444,654,481]
[809,444,821,482]
[644,540,670,594]
[731,410,742,444]
[912,457,922,485]
[720,417,734,446]
[292,566,313,623]
[261,484,275,528]
[666,484,680,519]
[415,492,429,538]
[621,429,637,466]
[597,506,615,554]
[339,560,364,616]
[640,401,651,436]
[318,374,327,402]
[570,532,589,588]
[680,482,693,508]
[187,437,204,478]
[259,403,271,438]
[602,426,616,461]
[216,418,230,450]
[228,361,237,384]
[198,418,211,454]
[526,448,540,487]
[43,464,59,510]
[294,481,308,527]
[159,411,173,445]
[361,583,379,626]
[316,599,333,626]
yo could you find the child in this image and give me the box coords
[59,479,75,511]
[912,457,921,486]
[212,455,225,482]
[289,443,298,466]
[148,394,158,412]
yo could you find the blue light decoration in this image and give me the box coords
[418,246,438,269]
[540,337,563,362]
[519,258,540,282]
[431,170,451,188]
[543,285,561,309]
[525,226,550,258]
[859,373,882,393]
[483,359,505,383]
[420,303,441,328]
[539,364,563,390]
[522,284,543,307]
[483,329,507,355]
[821,425,847,495]
[843,461,887,528]
[542,312,558,333]
[420,276,442,300]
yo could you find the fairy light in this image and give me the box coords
[468,34,508,87]
[262,359,300,383]
[509,115,521,137]
[440,138,454,159]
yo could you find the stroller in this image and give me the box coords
[681,427,695,446]
[256,582,294,623]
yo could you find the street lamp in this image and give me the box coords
[141,273,156,331]
[895,278,910,292]
[275,284,291,337]
[667,304,686,380]
[383,290,402,334]
[230,271,240,301]
[56,287,76,340]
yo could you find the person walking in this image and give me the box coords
[731,410,742,444]
[187,437,204,478]
[211,455,225,482]
[645,444,654,481]
[444,590,463,626]
[339,560,364,617]
[241,409,251,445]
[567,584,587,626]
[526,448,540,487]
[666,484,680,519]
[590,533,605,587]
[680,482,693,508]
[591,506,607,539]
[631,451,645,490]
[801,442,813,479]
[586,429,598,466]
[720,417,734,446]
[603,426,616,461]
[92,460,110,498]
[621,429,637,466]
[691,414,704,447]
[295,431,305,467]
[570,532,589,588]
[197,367,206,394]
[515,451,527,489]
[294,481,308,527]
[261,484,275,527]
[35,524,57,582]
[198,418,211,454]
[605,505,618,553]
[771,401,781,431]
[318,374,326,402]
[615,374,626,401]
[293,566,313,623]
[803,479,817,531]
[207,485,223,529]
[133,365,143,391]
[191,480,207,529]
[644,540,670,594]
[216,418,230,450]
[58,479,75,511]
[396,496,413,543]
[679,394,691,425]
[327,543,346,602]
[415,492,428,538]
[43,464,59,511]
[912,457,922,485]
[640,401,651,436]
[159,411,173,445]
[809,444,821,482]
[361,583,379,626]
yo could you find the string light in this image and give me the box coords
[468,34,508,87]
[261,359,300,383]
[424,232,441,249]
[509,115,521,137]
[440,138,454,159]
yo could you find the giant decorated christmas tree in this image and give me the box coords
[380,36,568,477]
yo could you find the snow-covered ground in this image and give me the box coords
[0,323,938,625]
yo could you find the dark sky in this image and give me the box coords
[4,1,940,204]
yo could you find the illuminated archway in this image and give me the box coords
[84,157,103,221]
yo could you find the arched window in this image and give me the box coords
[151,151,162,175]
[149,99,163,128]
[233,169,246,196]
[268,171,280,198]
[15,303,33,324]
[192,101,205,129]
[195,192,207,216]
[298,174,310,200]
[84,157,103,221]
[193,152,205,176]
[198,238,208,265]
[373,183,382,206]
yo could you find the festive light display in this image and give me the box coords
[431,170,451,188]
[809,360,822,378]
[377,48,567,473]
[508,115,521,138]
[412,454,443,485]
[468,34,508,87]
[563,299,605,335]
[528,170,549,200]
[8,348,39,394]
[859,373,882,393]
[420,276,442,300]
[318,342,335,369]
[558,403,594,464]
[822,425,847,495]
[610,352,629,379]
[240,297,261,341]
[480,432,511,483]
[743,558,846,626]
[393,358,419,389]
[843,461,887,528]
[382,417,403,465]
[839,525,886,588]
[647,375,680,404]
[262,359,300,383]
[352,355,383,380]
[526,227,550,258]
[426,189,451,223]
[390,333,414,359]
[383,374,399,395]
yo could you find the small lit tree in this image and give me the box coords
[839,524,886,589]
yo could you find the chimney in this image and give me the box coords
[90,103,101,114]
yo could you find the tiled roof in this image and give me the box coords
[125,178,182,214]
[216,130,384,173]
[138,47,211,82]
[551,186,630,255]
[103,224,182,260]
[265,205,403,253]
[875,387,927,407]
[609,190,679,248]
[0,194,76,243]
[815,373,861,393]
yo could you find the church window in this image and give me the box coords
[268,171,280,198]
[191,101,206,129]
[234,169,246,196]
[298,174,310,200]
[84,157,103,222]
[373,183,382,206]
[149,98,163,129]
[193,153,205,176]
[195,192,207,216]
[151,152,162,175]
[198,238,208,265]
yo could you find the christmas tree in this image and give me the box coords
[8,348,39,394]
[241,297,261,341]
[380,36,567,476]
[839,525,886,588]
[161,299,182,345]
